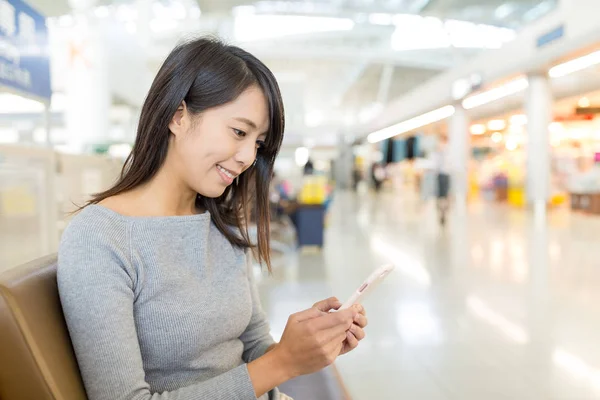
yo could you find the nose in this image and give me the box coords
[234,139,257,170]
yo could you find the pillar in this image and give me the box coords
[525,73,552,221]
[448,104,469,209]
[63,0,111,152]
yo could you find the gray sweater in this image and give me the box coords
[58,204,278,400]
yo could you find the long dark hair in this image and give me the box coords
[82,37,285,272]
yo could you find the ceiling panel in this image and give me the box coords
[24,0,560,146]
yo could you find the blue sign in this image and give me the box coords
[537,25,565,48]
[0,0,51,101]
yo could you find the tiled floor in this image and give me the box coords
[258,190,600,400]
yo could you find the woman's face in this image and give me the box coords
[169,84,270,198]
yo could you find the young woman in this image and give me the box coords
[57,37,367,400]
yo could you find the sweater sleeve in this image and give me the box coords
[239,250,276,363]
[57,218,259,400]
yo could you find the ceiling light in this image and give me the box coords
[578,97,591,108]
[506,139,518,151]
[470,124,486,135]
[369,13,393,25]
[488,120,506,131]
[295,147,309,167]
[462,77,529,110]
[367,105,455,143]
[510,114,528,126]
[491,132,503,143]
[234,15,355,42]
[0,93,45,113]
[549,50,600,78]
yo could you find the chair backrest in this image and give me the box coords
[0,254,87,400]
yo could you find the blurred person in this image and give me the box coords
[352,166,361,191]
[57,37,367,400]
[303,158,314,175]
[414,152,435,204]
[433,136,451,226]
[371,162,385,192]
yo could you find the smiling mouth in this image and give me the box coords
[216,164,238,179]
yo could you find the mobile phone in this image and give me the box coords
[339,264,395,310]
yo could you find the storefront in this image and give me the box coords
[468,91,600,210]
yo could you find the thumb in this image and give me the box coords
[313,297,343,312]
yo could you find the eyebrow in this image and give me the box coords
[234,117,258,130]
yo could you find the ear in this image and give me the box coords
[168,101,188,136]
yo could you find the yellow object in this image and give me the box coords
[468,171,479,202]
[299,176,327,205]
[550,193,567,206]
[508,187,526,207]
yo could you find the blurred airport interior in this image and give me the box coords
[4,0,600,399]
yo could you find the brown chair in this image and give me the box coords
[0,254,87,400]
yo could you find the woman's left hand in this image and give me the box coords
[339,304,368,355]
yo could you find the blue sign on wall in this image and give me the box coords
[537,25,565,48]
[0,0,51,101]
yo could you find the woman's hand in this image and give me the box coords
[314,297,368,356]
[271,297,359,378]
[339,304,368,355]
[311,297,368,355]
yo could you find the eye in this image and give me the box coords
[233,128,246,137]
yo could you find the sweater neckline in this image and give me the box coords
[88,204,211,223]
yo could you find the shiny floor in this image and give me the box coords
[258,190,600,400]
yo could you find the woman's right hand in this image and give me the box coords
[273,297,359,378]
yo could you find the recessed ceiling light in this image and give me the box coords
[578,97,591,108]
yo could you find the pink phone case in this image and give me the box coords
[339,264,395,310]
